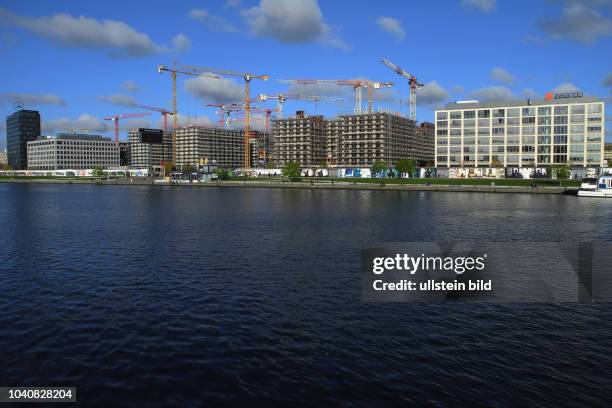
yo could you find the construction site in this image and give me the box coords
[8,58,437,173]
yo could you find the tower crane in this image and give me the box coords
[157,63,221,164]
[258,94,343,118]
[277,79,392,115]
[381,58,423,121]
[206,103,245,128]
[139,105,173,133]
[176,64,269,169]
[104,112,152,144]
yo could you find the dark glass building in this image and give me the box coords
[6,109,41,169]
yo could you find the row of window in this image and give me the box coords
[438,104,603,120]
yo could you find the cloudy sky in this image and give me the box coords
[1,0,611,146]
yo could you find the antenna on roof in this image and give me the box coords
[13,101,24,111]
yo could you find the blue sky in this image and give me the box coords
[1,0,611,146]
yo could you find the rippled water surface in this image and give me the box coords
[1,184,611,406]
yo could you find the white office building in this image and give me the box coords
[27,133,119,170]
[435,96,605,168]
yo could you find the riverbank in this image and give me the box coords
[0,177,578,194]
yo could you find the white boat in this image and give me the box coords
[578,175,612,197]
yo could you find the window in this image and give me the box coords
[554,116,568,125]
[436,112,448,120]
[507,117,520,125]
[450,111,461,119]
[554,106,568,115]
[538,107,551,116]
[506,108,519,117]
[522,117,535,125]
[587,104,602,114]
[492,109,505,118]
[570,104,585,114]
[477,110,490,118]
[522,107,535,116]
[463,111,476,119]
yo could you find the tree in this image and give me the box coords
[0,163,12,171]
[553,164,571,180]
[163,162,174,174]
[92,166,105,177]
[396,159,416,177]
[607,159,612,168]
[182,164,195,174]
[372,161,387,176]
[213,167,231,180]
[491,159,502,169]
[319,160,328,169]
[282,162,301,182]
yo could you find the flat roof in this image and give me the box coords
[441,96,602,111]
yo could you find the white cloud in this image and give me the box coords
[553,82,581,92]
[189,9,239,32]
[0,8,190,57]
[490,67,515,84]
[286,82,351,98]
[0,92,66,106]
[98,94,139,107]
[43,114,108,133]
[537,3,612,44]
[471,86,514,101]
[602,72,612,86]
[522,88,537,98]
[172,33,191,53]
[451,85,465,93]
[170,113,214,128]
[184,76,244,103]
[243,0,350,50]
[121,118,151,130]
[417,81,450,105]
[375,16,406,40]
[226,0,242,6]
[461,0,496,12]
[121,80,138,93]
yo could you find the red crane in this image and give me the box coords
[104,112,152,143]
[139,105,173,133]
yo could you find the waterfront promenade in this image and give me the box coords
[0,177,577,194]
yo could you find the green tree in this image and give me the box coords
[554,164,571,180]
[0,163,12,170]
[213,167,231,180]
[319,160,328,169]
[182,164,195,174]
[282,162,301,182]
[372,161,387,176]
[92,166,105,177]
[607,159,612,167]
[395,159,416,176]
[163,162,174,174]
[491,159,502,169]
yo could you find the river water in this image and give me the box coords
[1,183,611,406]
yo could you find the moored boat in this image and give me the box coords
[578,175,612,197]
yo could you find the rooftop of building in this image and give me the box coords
[441,95,602,111]
[31,133,113,142]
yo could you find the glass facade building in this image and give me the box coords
[6,109,41,170]
[435,97,605,168]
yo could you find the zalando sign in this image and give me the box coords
[545,91,583,101]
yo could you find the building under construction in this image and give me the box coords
[272,111,435,168]
[175,126,244,168]
[129,128,172,169]
[272,111,327,167]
